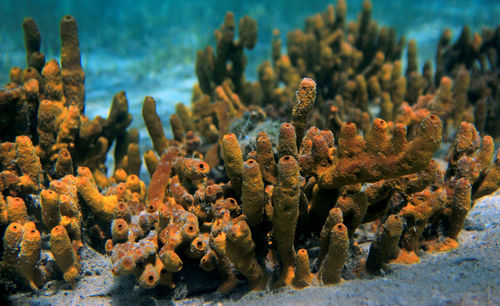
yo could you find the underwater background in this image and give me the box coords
[1,1,500,304]
[2,0,500,138]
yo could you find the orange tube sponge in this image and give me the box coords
[9,66,22,84]
[255,132,277,185]
[37,99,63,153]
[138,256,172,289]
[302,129,324,158]
[308,183,339,233]
[158,263,176,289]
[54,148,74,178]
[278,123,298,159]
[335,190,368,238]
[397,189,445,263]
[113,201,131,223]
[297,127,320,176]
[222,133,243,196]
[272,155,301,287]
[405,39,418,76]
[76,173,117,221]
[147,146,179,212]
[142,96,169,155]
[173,157,210,186]
[159,248,183,272]
[239,15,258,49]
[50,175,79,207]
[185,131,200,154]
[170,175,194,209]
[3,222,25,266]
[144,150,159,177]
[40,189,61,229]
[292,249,314,289]
[19,223,42,291]
[205,184,224,204]
[58,194,82,242]
[50,225,79,285]
[186,234,210,259]
[15,135,43,190]
[22,67,43,89]
[175,103,194,133]
[0,142,17,172]
[221,216,267,290]
[241,159,264,226]
[55,104,80,150]
[0,194,6,225]
[125,174,142,194]
[41,59,64,102]
[446,122,481,177]
[60,15,85,111]
[111,218,129,243]
[444,178,471,241]
[123,143,141,176]
[113,169,127,183]
[6,196,28,224]
[209,233,239,293]
[366,214,403,274]
[474,149,500,200]
[170,113,185,142]
[317,223,349,285]
[110,240,157,276]
[319,207,343,266]
[318,115,442,189]
[158,210,199,272]
[291,78,317,147]
[103,91,132,144]
[138,261,161,289]
[22,18,43,71]
[200,247,217,271]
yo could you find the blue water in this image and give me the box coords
[1,0,499,133]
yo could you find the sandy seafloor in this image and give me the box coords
[7,189,499,305]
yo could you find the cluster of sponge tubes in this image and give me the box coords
[103,77,498,292]
[1,0,500,296]
[0,15,134,291]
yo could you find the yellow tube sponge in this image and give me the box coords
[318,115,442,189]
[60,15,85,111]
[444,178,472,243]
[317,223,349,285]
[255,132,277,185]
[319,207,343,266]
[291,78,317,147]
[272,155,301,287]
[111,218,129,243]
[6,196,28,224]
[19,223,42,291]
[366,214,403,274]
[76,174,117,221]
[223,216,267,290]
[277,122,298,159]
[142,96,169,155]
[173,157,210,186]
[50,225,79,285]
[292,248,314,289]
[241,159,265,226]
[3,222,24,266]
[40,189,61,229]
[15,135,42,190]
[138,257,163,289]
[222,133,243,196]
